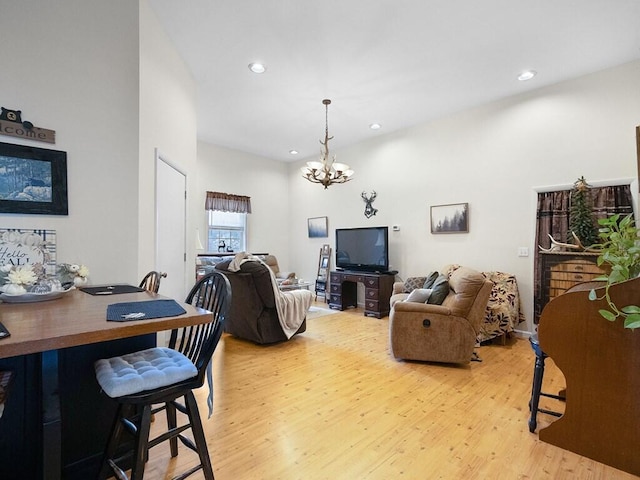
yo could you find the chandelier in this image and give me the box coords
[301,99,354,189]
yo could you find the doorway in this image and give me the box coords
[155,149,187,302]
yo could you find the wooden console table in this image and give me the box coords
[535,251,606,323]
[328,270,395,318]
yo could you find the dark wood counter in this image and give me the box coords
[0,289,210,359]
[0,289,212,479]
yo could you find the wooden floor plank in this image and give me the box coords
[141,304,636,479]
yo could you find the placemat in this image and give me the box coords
[107,299,187,322]
[81,285,145,296]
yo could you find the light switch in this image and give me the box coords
[518,247,529,257]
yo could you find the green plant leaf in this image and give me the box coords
[623,314,640,329]
[621,305,640,314]
[599,309,617,321]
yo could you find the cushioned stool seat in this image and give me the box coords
[95,347,197,398]
[95,272,231,480]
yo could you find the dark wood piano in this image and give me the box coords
[538,276,640,476]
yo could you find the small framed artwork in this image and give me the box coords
[308,216,328,238]
[0,141,68,215]
[0,228,57,275]
[320,256,329,269]
[321,244,330,255]
[430,203,469,234]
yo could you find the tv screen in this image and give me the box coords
[335,226,389,273]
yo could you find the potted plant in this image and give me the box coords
[588,213,640,329]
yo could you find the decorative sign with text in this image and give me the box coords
[0,107,56,144]
[0,229,57,275]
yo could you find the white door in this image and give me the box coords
[155,150,187,302]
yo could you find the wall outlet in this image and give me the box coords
[518,247,529,257]
[392,225,400,231]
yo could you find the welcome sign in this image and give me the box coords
[0,229,57,275]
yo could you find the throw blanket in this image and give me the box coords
[229,252,312,338]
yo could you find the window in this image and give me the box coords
[207,210,246,253]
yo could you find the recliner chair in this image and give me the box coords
[214,258,309,344]
[389,266,492,364]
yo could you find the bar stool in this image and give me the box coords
[139,271,167,294]
[528,332,564,432]
[95,272,231,480]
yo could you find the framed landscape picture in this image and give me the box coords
[430,203,469,234]
[308,216,328,238]
[0,142,68,215]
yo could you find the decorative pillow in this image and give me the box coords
[402,276,427,293]
[423,271,439,289]
[427,274,449,305]
[406,288,432,303]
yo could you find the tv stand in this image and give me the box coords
[328,270,395,318]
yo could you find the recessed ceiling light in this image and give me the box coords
[248,63,266,74]
[289,150,299,155]
[517,70,537,81]
[369,123,381,130]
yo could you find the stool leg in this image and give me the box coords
[131,405,153,480]
[185,391,215,480]
[528,353,545,433]
[167,400,178,457]
[99,404,127,480]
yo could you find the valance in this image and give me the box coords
[205,191,252,214]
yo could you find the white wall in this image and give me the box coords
[0,1,140,284]
[288,60,640,334]
[139,0,198,296]
[196,142,292,268]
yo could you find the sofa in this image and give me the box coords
[391,265,524,344]
[389,266,493,364]
[214,258,308,344]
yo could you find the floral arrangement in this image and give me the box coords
[0,262,89,295]
[57,263,90,287]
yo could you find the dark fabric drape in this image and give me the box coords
[533,183,634,322]
[205,191,252,213]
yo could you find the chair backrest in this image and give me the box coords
[169,271,231,386]
[263,255,280,276]
[139,271,167,294]
[442,267,492,322]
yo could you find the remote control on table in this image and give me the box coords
[0,322,10,339]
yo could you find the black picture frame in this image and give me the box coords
[0,141,68,215]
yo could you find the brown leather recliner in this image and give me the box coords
[389,266,492,364]
[214,259,307,344]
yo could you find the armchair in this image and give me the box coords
[214,258,310,344]
[389,266,492,364]
[263,254,295,282]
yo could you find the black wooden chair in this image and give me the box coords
[95,271,231,480]
[527,333,564,432]
[139,271,167,294]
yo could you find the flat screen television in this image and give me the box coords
[335,226,389,273]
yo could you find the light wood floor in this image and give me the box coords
[141,303,636,479]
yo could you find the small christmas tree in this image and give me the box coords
[568,176,598,247]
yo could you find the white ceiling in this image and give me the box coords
[149,0,640,162]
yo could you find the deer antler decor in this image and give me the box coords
[362,191,378,218]
[300,99,354,189]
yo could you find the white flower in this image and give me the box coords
[77,265,89,278]
[7,266,38,286]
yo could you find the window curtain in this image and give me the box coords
[205,191,252,214]
[533,183,634,322]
